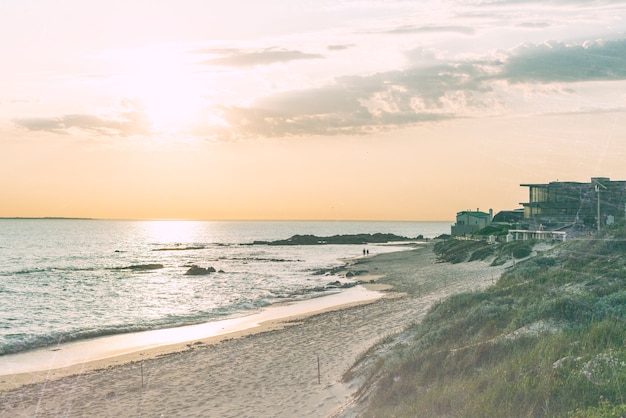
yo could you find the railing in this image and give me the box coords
[508,230,567,242]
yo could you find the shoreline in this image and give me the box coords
[0,285,384,391]
[0,243,505,417]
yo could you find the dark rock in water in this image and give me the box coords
[345,271,355,277]
[253,233,416,246]
[340,281,358,288]
[127,264,164,271]
[325,280,358,289]
[313,265,346,276]
[185,265,216,275]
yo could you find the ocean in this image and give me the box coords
[0,219,450,356]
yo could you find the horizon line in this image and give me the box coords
[0,217,454,222]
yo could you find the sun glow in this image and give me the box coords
[141,83,203,133]
[111,47,207,133]
[144,220,204,244]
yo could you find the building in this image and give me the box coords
[492,209,524,223]
[451,209,493,236]
[520,177,626,229]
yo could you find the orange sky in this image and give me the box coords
[1,1,626,220]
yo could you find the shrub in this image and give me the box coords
[434,239,492,263]
[468,245,495,261]
[473,224,511,237]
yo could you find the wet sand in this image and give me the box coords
[0,243,504,417]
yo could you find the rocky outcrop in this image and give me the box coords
[185,265,216,275]
[120,263,164,271]
[253,233,421,246]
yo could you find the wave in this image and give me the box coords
[152,246,206,252]
[0,286,344,356]
[111,264,165,271]
[0,324,161,356]
[218,256,304,263]
[0,266,101,276]
[1,263,166,276]
[1,314,239,356]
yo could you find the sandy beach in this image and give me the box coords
[0,243,504,417]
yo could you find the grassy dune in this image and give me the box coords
[357,224,626,417]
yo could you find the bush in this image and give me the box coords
[468,245,495,261]
[434,239,492,263]
[473,224,511,237]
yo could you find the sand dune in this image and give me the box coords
[0,243,504,417]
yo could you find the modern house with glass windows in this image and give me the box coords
[520,177,626,230]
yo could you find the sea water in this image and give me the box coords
[0,219,450,356]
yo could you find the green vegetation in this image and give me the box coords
[473,223,513,237]
[358,224,626,417]
[433,237,536,264]
[491,239,537,265]
[433,239,493,263]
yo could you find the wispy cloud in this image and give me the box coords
[327,44,355,51]
[516,21,552,29]
[14,110,150,137]
[382,25,476,35]
[198,47,324,68]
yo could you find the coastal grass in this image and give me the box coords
[433,236,537,265]
[357,224,626,417]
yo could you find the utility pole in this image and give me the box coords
[597,185,601,231]
[593,179,607,232]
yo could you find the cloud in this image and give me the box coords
[207,66,473,138]
[327,44,355,51]
[14,109,150,137]
[14,37,626,141]
[500,39,626,83]
[453,0,621,5]
[199,47,324,67]
[205,37,626,139]
[383,25,476,35]
[516,21,552,29]
[212,101,451,138]
[0,98,40,105]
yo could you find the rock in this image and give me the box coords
[185,265,216,275]
[127,263,164,271]
[255,233,415,246]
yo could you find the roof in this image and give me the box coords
[456,211,490,217]
[520,182,586,187]
[521,178,625,188]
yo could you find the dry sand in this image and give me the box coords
[0,243,505,418]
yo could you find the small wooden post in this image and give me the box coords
[317,356,321,385]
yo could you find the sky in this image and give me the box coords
[1,0,626,221]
